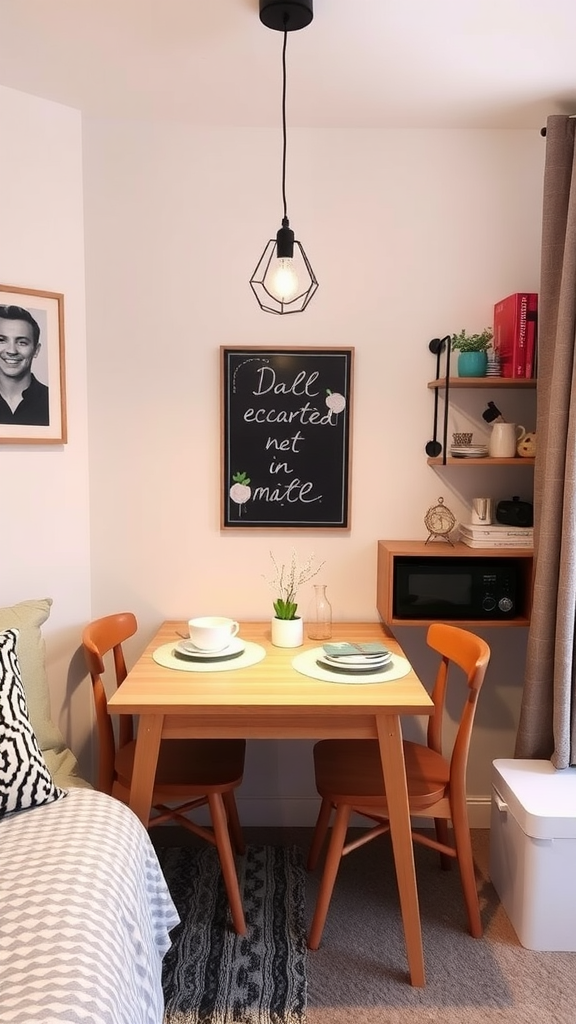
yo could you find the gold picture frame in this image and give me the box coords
[0,283,67,444]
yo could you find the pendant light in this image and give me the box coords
[250,0,319,315]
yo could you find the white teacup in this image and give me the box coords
[187,616,240,652]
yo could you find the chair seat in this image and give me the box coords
[116,738,246,793]
[313,739,449,810]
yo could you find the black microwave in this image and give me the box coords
[393,557,520,620]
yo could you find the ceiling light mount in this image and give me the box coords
[250,0,318,314]
[259,1,313,33]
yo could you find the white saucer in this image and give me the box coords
[174,637,245,660]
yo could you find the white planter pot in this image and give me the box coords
[271,616,304,648]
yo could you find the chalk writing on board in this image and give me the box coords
[222,347,353,529]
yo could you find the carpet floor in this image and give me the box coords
[158,844,307,1024]
[153,827,576,1024]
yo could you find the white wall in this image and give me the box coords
[82,120,544,822]
[0,85,92,777]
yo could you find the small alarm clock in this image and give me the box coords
[424,497,456,545]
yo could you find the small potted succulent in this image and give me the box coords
[450,328,493,378]
[263,550,325,648]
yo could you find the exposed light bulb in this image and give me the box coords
[268,258,299,302]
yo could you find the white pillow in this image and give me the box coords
[0,628,66,818]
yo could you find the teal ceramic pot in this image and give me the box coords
[457,351,488,377]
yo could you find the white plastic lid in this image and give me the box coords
[492,758,576,839]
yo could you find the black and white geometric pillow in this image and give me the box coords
[0,628,67,817]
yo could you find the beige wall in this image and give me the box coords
[82,121,542,823]
[2,86,545,821]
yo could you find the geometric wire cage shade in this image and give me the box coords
[250,0,318,314]
[249,237,319,314]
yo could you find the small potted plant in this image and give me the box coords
[450,327,493,378]
[263,550,325,647]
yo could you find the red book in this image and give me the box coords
[493,292,538,378]
[524,293,538,379]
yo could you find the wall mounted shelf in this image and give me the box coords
[427,374,537,466]
[377,540,533,629]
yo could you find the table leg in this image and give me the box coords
[128,713,163,825]
[376,713,425,987]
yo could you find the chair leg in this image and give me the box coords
[223,790,245,855]
[208,792,247,935]
[308,803,352,950]
[450,801,482,938]
[307,797,333,871]
[434,818,452,871]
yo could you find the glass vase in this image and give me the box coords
[306,584,332,641]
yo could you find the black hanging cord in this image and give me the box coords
[281,23,289,220]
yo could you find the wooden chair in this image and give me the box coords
[82,611,247,934]
[307,622,491,949]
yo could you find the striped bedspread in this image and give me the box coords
[0,788,179,1024]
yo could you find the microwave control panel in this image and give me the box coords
[480,572,515,615]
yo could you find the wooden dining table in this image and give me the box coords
[107,620,434,986]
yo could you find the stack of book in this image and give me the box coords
[493,292,538,378]
[459,523,533,548]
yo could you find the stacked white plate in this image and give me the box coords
[174,638,245,661]
[450,444,489,459]
[316,649,393,674]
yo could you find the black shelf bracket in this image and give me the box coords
[426,336,451,464]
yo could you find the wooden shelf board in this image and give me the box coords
[428,377,537,390]
[427,456,535,466]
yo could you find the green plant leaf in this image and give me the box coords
[450,327,493,353]
[273,599,298,620]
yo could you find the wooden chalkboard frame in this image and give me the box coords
[221,346,354,529]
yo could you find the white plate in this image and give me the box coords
[174,637,245,660]
[316,657,394,675]
[321,652,392,668]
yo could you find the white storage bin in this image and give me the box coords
[489,758,576,950]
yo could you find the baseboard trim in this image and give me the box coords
[233,797,492,829]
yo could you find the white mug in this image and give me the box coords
[188,615,240,652]
[471,497,494,525]
[488,423,525,459]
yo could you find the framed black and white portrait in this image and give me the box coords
[0,284,67,444]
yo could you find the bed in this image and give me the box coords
[0,600,179,1024]
[0,788,179,1024]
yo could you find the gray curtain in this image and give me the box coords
[515,115,576,768]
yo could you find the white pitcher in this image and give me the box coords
[489,423,525,458]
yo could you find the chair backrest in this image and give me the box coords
[425,622,491,788]
[82,612,138,794]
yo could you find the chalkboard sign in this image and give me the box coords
[221,347,353,529]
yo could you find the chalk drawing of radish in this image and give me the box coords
[230,471,251,515]
[325,389,346,419]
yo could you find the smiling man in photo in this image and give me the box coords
[0,304,49,425]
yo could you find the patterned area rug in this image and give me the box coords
[159,845,307,1024]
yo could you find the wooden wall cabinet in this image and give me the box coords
[376,540,533,629]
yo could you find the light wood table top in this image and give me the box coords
[108,620,433,721]
[108,620,433,986]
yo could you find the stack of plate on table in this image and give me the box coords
[450,443,489,459]
[316,641,392,674]
[173,637,245,662]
